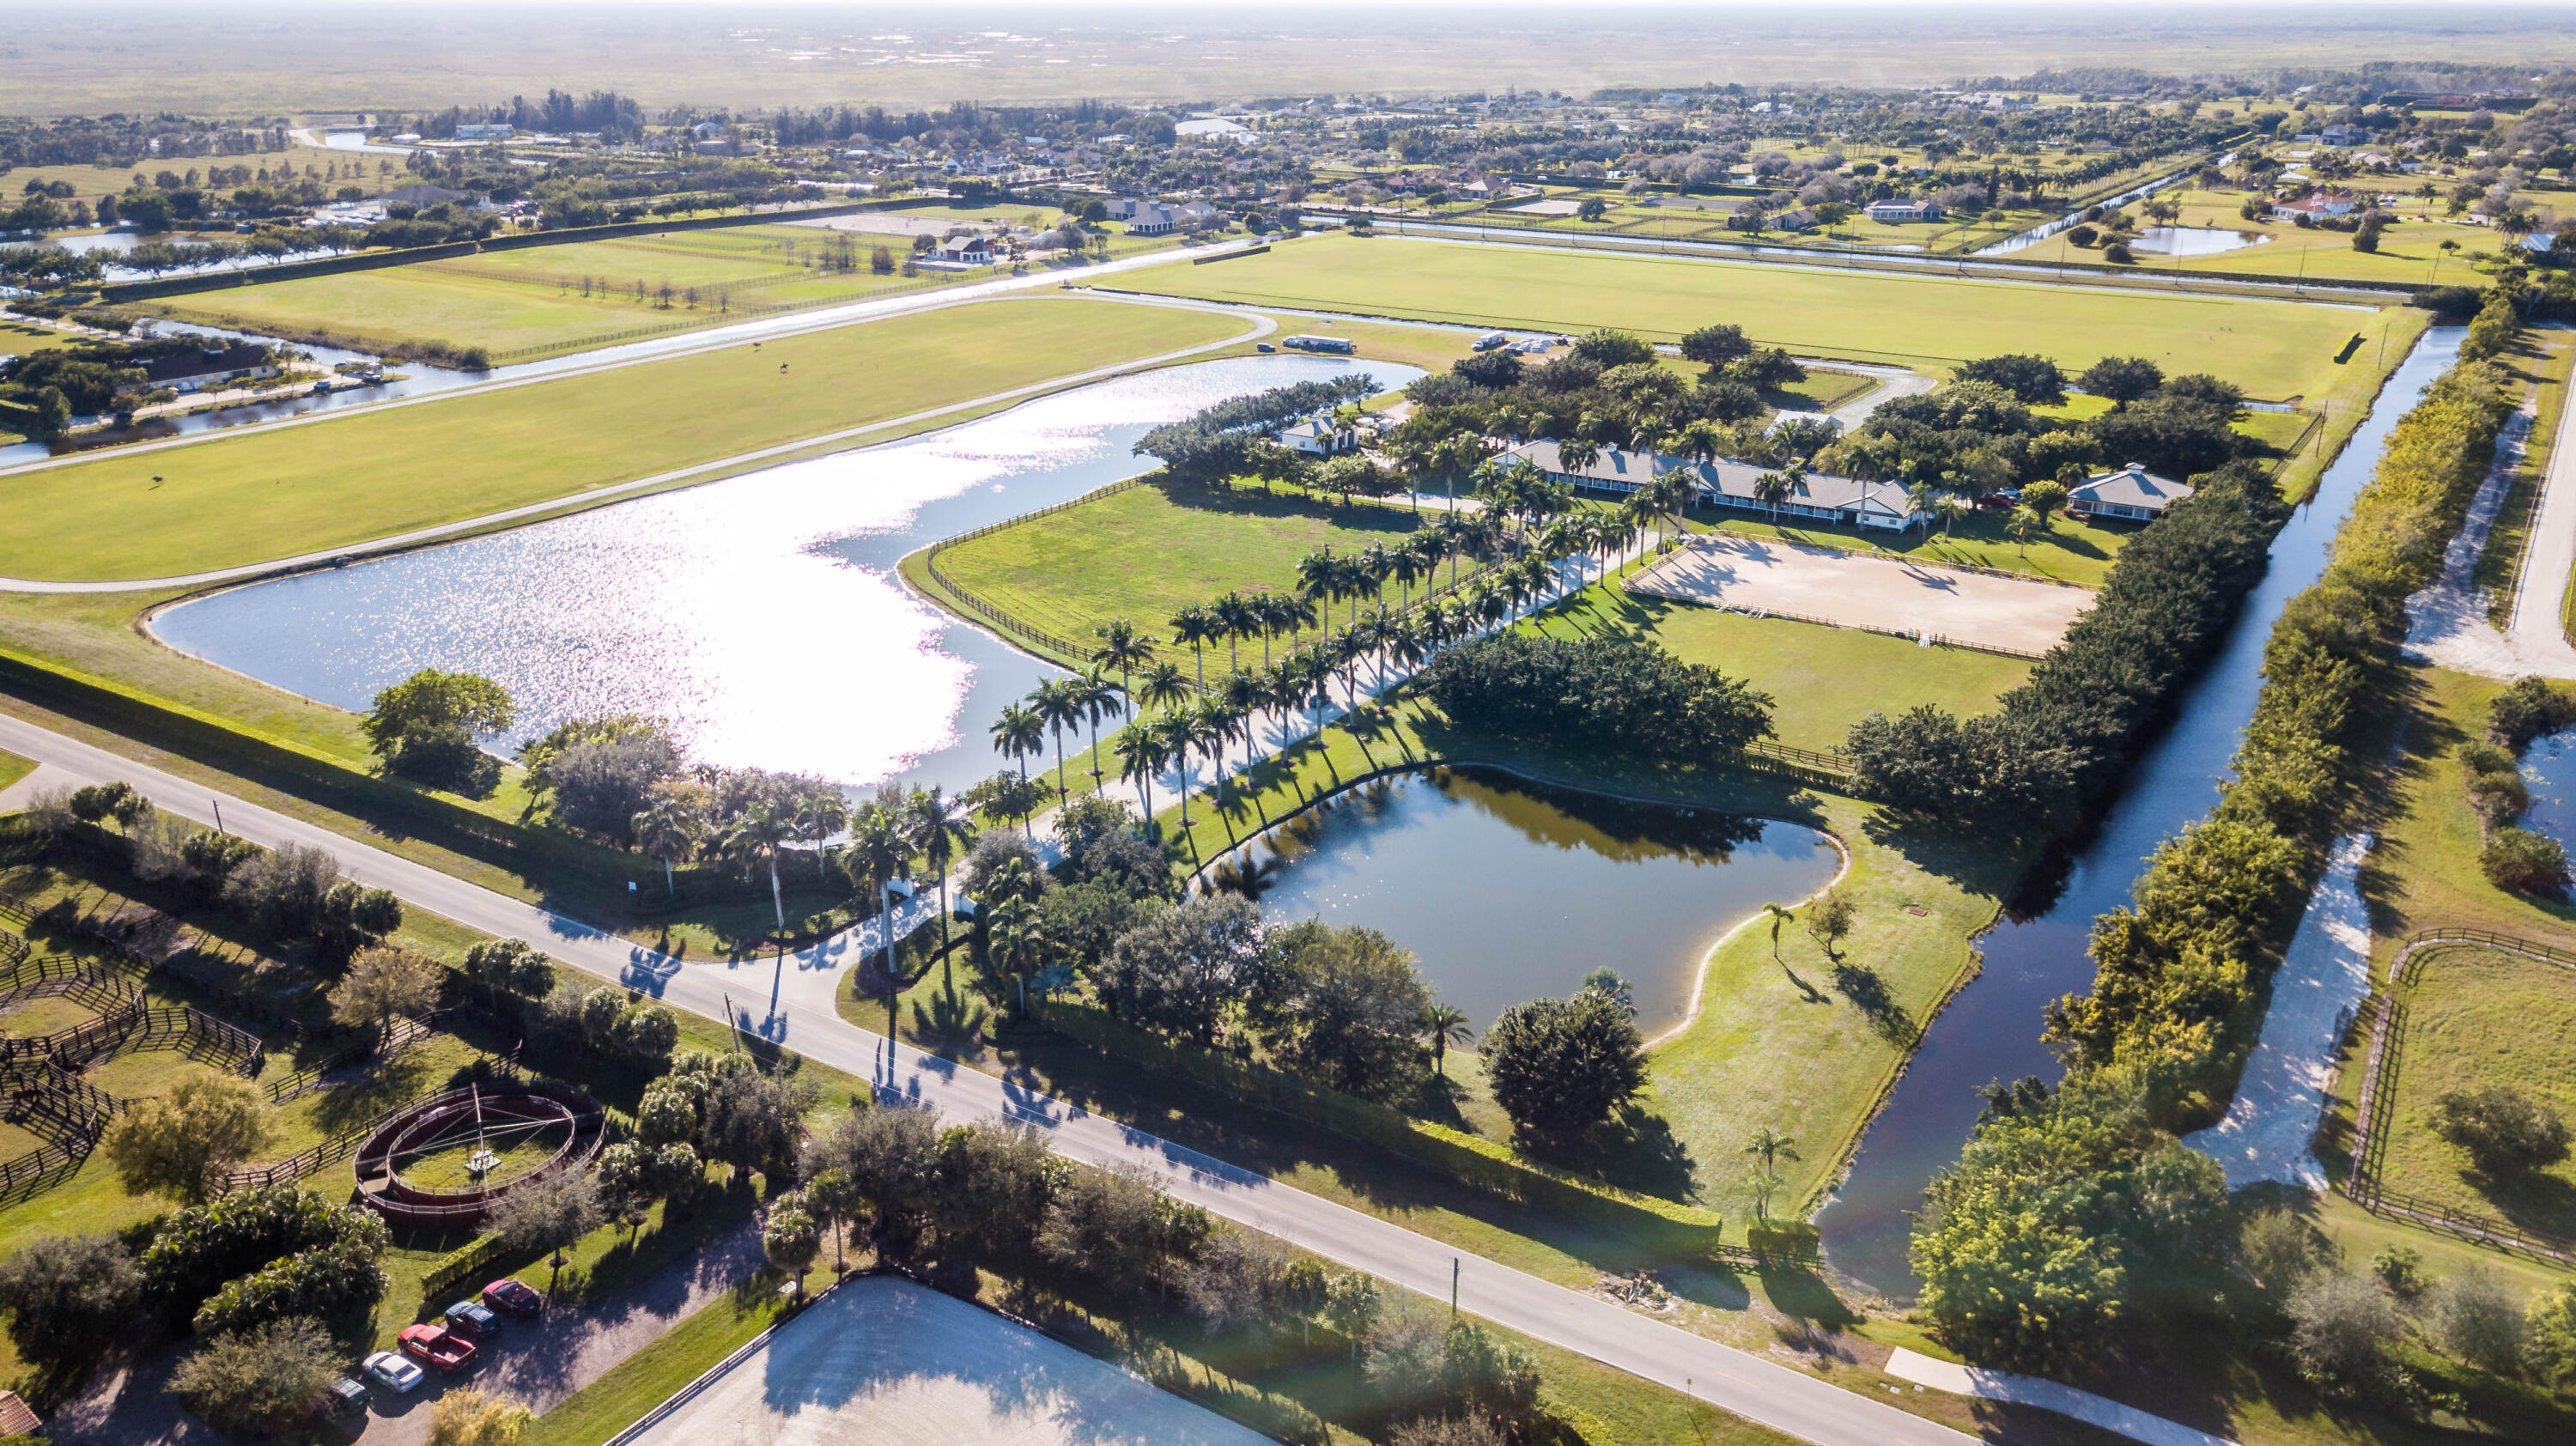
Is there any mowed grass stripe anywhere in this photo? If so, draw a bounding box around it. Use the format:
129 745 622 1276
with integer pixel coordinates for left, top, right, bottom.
3 297 1244 581
1124 232 2393 400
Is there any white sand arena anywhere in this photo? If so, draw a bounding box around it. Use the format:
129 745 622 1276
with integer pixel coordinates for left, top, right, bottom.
625 1274 1273 1446
1631 532 2093 656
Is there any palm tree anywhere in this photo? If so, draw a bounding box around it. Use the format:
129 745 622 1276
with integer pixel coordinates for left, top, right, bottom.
842 805 913 1031
1114 723 1167 819
1290 650 1336 740
1269 592 1317 664
723 801 798 935
1936 492 1973 540
1168 605 1217 688
905 785 975 964
1223 671 1268 762
1139 659 1194 716
984 895 1047 1016
988 703 1046 837
793 792 848 883
1156 710 1204 827
1752 468 1795 519
1031 678 1083 801
1556 433 1601 479
1744 1126 1801 1181
631 800 698 898
1296 548 1344 631
1090 618 1155 724
1763 902 1795 959
1383 543 1425 614
1419 1004 1473 1076
1212 592 1258 674
1072 668 1121 783
1194 696 1247 809
2006 503 2041 557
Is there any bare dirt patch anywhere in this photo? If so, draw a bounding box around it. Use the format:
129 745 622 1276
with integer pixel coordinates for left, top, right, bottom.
1629 532 2091 656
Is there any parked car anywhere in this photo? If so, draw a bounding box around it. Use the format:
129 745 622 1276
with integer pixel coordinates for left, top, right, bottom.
326 1376 370 1416
361 1351 423 1394
483 1279 545 1319
445 1297 501 1338
398 1322 477 1374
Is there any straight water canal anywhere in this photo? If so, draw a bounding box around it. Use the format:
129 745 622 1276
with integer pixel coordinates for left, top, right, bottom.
1815 325 2464 1297
149 355 1413 795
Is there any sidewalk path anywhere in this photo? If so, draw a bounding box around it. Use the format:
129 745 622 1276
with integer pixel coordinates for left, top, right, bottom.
1882 1349 2240 1446
0 706 1968 1446
2406 356 2576 679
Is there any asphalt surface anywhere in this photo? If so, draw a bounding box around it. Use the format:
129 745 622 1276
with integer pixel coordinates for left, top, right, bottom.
0 708 1974 1446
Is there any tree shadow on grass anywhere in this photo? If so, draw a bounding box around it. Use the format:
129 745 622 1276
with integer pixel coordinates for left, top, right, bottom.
1552 1103 1701 1203
1830 961 1917 1045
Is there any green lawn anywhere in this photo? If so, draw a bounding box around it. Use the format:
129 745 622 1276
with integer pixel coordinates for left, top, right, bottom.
1528 588 2033 750
1125 231 2405 399
0 295 1247 582
0 749 31 793
929 478 1449 668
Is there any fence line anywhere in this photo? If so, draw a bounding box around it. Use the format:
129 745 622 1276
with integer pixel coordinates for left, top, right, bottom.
2339 928 2576 1264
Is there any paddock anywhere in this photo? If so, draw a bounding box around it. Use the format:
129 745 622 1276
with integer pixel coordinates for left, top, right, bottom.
623 1274 1273 1446
1628 532 2092 657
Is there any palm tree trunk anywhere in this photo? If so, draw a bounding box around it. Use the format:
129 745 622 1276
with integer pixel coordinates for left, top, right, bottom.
768 859 785 933
1053 727 1068 799
662 857 673 897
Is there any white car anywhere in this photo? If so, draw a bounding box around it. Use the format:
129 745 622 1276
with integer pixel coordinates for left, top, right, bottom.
362 1350 424 1394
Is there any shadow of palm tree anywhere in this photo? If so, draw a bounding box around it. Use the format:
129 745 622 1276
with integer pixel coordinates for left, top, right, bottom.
1830 961 1917 1044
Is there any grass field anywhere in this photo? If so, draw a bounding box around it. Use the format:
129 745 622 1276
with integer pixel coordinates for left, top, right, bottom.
928 478 1447 666
8 147 408 206
2377 944 2576 1241
0 749 31 793
135 216 1175 362
1120 231 2405 400
1528 588 2033 749
0 295 1249 581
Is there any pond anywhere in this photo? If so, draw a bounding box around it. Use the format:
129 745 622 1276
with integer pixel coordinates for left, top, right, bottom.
1251 767 1841 1038
1814 324 2462 1297
2129 226 2271 257
2518 732 2576 846
146 355 1413 797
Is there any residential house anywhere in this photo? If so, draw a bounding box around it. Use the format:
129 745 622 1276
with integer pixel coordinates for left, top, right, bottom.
934 235 998 265
1502 440 1928 531
142 343 278 394
1176 201 1224 229
1278 418 1359 456
2270 189 2361 221
2069 462 2195 520
1124 204 1179 236
1862 197 1943 223
2320 123 2373 148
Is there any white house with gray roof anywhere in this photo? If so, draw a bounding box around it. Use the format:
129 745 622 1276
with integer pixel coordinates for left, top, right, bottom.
1500 440 1928 531
2069 462 2194 520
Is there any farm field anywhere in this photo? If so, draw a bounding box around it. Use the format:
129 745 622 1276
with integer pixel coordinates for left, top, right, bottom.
0 295 1250 581
130 216 1166 362
2002 186 2513 285
1124 231 2398 398
8 146 408 204
1528 587 2032 748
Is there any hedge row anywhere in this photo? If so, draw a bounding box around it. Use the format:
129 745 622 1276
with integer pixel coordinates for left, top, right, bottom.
2047 355 2517 1117
1042 999 1735 1256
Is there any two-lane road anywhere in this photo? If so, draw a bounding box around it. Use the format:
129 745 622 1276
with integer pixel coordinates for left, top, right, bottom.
0 709 1972 1446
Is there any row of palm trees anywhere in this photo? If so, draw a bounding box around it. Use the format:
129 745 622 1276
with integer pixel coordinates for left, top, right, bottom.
627 783 975 948
984 495 1662 839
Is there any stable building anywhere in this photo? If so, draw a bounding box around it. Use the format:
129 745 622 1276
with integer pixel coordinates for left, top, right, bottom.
1501 440 1928 531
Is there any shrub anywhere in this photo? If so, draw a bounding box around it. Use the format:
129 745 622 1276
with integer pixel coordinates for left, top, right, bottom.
2287 1271 2399 1396
2065 223 2099 247
192 1221 389 1336
2103 241 2135 264
2530 1283 2576 1387
2481 827 2570 896
2430 1085 2572 1175
427 1388 532 1446
0 1234 144 1372
2488 676 2576 750
1482 986 1646 1150
2425 1267 2527 1374
169 1315 339 1436
362 667 514 794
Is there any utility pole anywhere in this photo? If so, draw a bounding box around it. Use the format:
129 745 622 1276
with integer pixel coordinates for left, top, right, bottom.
1451 1257 1460 1317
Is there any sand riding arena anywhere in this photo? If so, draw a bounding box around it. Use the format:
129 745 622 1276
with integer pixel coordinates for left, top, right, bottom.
1629 532 2093 657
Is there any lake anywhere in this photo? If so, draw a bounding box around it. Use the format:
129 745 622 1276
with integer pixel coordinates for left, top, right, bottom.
148 354 1413 796
2129 226 2271 256
1253 766 1841 1038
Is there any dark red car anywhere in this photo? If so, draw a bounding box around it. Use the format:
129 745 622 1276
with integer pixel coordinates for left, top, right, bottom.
398 1322 477 1375
483 1278 546 1319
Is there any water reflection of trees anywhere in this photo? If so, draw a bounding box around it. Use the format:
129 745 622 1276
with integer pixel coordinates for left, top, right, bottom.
1433 764 1768 864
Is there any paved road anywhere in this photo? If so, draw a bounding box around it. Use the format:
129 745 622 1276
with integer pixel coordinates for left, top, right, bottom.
0 709 1971 1446
2404 349 2576 680
0 293 1273 594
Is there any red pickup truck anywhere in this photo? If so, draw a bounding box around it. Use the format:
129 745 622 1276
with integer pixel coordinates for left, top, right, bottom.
398 1321 478 1374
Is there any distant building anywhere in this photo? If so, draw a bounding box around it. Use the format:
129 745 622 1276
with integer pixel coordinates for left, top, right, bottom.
2069 463 2195 520
1863 197 1943 223
934 235 997 265
379 184 472 209
1123 204 1179 236
453 124 513 142
1283 335 1356 355
1176 118 1254 143
2320 123 2373 148
2271 189 2361 221
142 343 276 394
